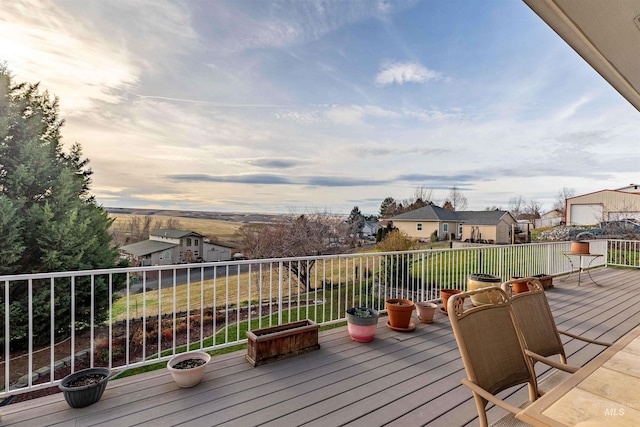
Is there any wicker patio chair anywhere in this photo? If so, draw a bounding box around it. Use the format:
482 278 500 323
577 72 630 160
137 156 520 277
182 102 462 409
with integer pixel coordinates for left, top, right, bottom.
447 287 539 427
501 277 611 371
448 286 577 426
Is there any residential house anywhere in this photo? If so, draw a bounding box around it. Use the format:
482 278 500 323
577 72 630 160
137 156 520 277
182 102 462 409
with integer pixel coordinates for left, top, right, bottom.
361 220 382 237
565 185 640 225
456 210 518 244
389 206 518 244
535 209 564 228
120 229 233 266
388 204 462 242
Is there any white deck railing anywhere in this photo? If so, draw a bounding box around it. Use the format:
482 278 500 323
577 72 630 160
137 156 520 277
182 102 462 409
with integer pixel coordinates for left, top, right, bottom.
1 239 638 398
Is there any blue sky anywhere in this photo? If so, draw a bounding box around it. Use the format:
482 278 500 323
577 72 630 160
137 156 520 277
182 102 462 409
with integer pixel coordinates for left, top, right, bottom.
2 0 638 215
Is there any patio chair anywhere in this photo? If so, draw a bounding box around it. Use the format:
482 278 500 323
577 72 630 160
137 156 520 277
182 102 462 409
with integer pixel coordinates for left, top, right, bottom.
447 287 574 427
501 277 612 371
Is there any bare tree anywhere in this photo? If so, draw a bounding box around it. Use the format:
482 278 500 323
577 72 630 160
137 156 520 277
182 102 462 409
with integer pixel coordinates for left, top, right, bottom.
412 186 436 205
445 186 468 211
238 212 346 292
553 187 575 216
509 196 525 219
162 217 185 230
111 215 185 245
523 200 542 220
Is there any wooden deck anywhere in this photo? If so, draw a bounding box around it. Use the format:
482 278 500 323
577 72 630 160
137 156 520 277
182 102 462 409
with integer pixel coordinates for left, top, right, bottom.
2 267 640 427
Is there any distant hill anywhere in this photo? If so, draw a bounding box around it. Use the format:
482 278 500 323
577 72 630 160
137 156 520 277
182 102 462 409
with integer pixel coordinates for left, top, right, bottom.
105 207 281 224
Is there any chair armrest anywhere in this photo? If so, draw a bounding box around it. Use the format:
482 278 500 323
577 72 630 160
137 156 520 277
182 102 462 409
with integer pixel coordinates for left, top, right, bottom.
557 329 612 347
461 378 523 415
525 349 579 373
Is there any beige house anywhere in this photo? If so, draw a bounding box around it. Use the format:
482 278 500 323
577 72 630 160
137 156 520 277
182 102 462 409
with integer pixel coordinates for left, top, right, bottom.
457 211 518 244
565 184 640 225
389 206 517 244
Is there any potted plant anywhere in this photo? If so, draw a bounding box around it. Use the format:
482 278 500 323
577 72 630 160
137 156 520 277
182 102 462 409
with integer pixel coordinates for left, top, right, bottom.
415 301 438 323
510 276 531 294
467 274 501 306
58 367 112 408
385 298 415 331
167 350 211 387
440 288 464 314
346 307 379 342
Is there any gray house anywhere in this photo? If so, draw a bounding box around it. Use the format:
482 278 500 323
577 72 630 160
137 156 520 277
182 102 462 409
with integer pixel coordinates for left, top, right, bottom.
120 229 233 266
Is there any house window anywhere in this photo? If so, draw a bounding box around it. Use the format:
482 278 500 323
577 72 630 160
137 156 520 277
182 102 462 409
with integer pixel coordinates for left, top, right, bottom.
194 239 199 246
164 251 171 260
443 224 449 233
417 223 423 231
186 238 192 246
458 224 463 236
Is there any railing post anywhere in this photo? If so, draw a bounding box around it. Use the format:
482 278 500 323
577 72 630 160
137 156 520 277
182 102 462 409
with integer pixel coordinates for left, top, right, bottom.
278 261 283 325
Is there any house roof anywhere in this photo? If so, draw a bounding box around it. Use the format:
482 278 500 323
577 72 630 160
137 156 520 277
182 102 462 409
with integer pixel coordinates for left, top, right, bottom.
149 229 204 239
389 205 461 222
389 206 513 226
120 240 177 257
523 0 640 111
456 210 512 226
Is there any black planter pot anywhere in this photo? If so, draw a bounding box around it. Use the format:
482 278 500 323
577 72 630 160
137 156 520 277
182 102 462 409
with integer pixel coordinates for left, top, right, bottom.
59 367 112 408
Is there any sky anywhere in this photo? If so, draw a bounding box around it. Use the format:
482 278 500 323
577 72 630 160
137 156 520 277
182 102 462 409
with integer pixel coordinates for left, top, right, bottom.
1 0 638 215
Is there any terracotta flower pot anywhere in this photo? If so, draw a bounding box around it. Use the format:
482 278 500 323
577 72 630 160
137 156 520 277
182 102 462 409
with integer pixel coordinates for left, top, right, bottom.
510 277 531 294
440 289 463 313
385 298 415 329
415 302 438 323
571 241 590 254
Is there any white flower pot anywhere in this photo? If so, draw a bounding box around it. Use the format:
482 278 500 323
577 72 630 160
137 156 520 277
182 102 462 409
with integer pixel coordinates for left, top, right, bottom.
167 351 211 388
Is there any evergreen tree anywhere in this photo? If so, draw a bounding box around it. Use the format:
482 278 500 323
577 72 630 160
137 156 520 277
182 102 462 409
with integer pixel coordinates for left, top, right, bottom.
379 197 397 217
0 64 121 346
347 206 365 237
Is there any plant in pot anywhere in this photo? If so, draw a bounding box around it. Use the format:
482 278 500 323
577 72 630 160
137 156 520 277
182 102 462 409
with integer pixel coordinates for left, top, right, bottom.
510 277 531 294
167 350 211 388
415 301 438 323
346 307 379 342
385 298 415 331
58 367 112 408
440 288 464 314
467 274 501 306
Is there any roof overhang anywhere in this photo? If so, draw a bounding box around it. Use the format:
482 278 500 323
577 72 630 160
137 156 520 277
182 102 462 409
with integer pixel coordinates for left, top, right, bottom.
524 0 640 111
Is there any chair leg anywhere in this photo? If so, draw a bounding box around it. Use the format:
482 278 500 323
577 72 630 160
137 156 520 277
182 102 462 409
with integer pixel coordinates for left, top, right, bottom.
473 394 489 427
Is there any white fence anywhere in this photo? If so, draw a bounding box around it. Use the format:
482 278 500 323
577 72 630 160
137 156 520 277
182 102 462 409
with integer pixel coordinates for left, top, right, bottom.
1 239 637 398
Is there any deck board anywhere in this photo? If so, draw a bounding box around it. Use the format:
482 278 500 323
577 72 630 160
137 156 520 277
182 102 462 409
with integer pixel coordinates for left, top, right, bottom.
1 267 639 426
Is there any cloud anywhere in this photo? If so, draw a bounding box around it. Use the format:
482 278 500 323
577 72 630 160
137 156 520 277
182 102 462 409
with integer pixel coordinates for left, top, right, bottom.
200 1 416 53
169 174 293 185
350 144 450 157
167 173 389 188
375 61 443 85
306 177 387 187
396 173 480 184
325 105 401 125
553 95 594 121
248 158 303 169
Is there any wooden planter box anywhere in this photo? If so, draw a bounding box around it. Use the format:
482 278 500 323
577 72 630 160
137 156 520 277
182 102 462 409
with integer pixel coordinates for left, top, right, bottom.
246 319 320 366
512 274 553 289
